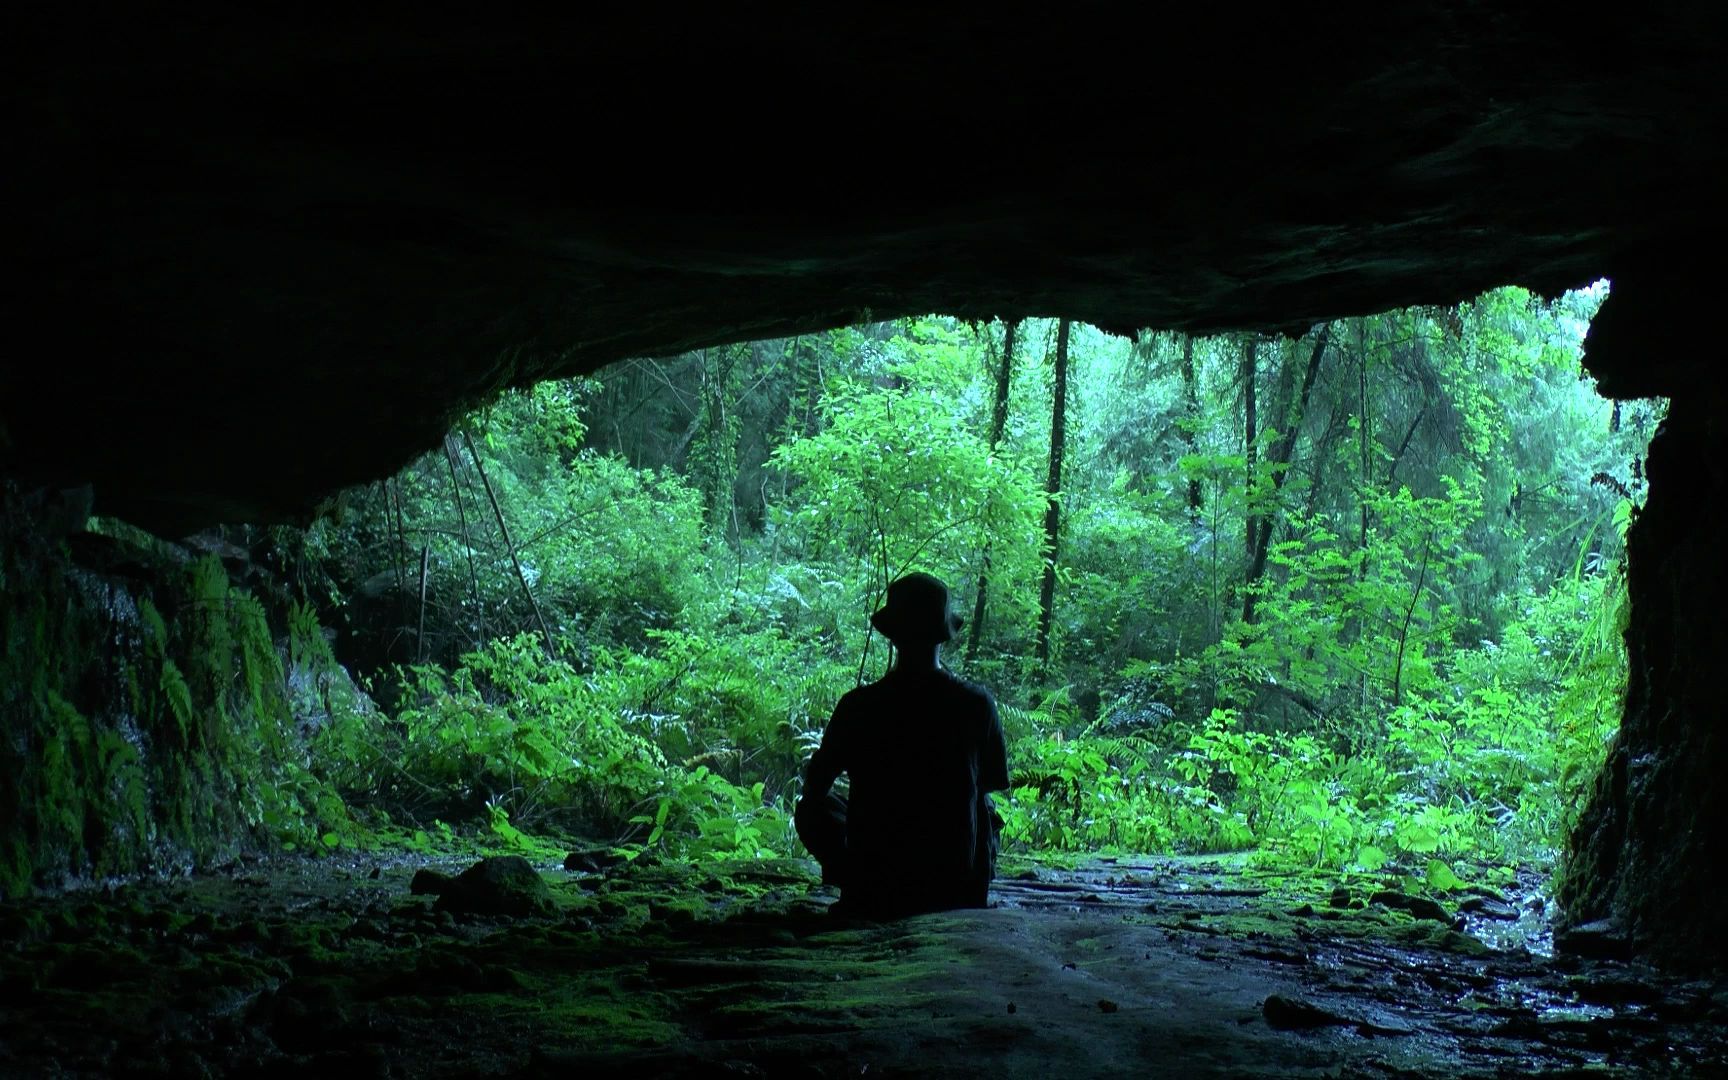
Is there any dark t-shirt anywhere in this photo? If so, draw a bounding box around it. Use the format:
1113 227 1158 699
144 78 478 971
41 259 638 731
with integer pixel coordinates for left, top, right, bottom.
805 667 1009 910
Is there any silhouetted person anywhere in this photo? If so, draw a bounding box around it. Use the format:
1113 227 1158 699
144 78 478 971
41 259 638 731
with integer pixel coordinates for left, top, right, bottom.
796 573 1010 917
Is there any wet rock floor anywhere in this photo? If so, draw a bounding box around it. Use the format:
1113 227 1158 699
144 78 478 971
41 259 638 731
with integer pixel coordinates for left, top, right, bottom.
0 852 1723 1077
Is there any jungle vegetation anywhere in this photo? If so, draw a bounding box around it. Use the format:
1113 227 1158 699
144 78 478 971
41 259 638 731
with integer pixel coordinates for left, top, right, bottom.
276 283 1653 889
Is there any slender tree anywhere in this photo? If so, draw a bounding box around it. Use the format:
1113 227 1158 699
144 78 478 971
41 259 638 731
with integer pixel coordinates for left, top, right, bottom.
1242 335 1258 567
966 319 1019 665
1180 334 1203 514
1242 323 1331 623
1035 318 1072 673
442 435 484 642
462 430 556 659
1355 318 1371 710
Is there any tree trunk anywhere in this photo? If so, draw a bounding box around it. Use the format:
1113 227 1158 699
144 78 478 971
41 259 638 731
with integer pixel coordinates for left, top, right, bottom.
1243 323 1331 623
443 436 484 643
415 544 431 663
1357 319 1370 558
1355 319 1371 710
463 431 557 660
966 319 1018 665
1390 531 1433 708
1242 336 1258 569
1035 318 1071 673
1181 334 1202 514
1384 405 1426 486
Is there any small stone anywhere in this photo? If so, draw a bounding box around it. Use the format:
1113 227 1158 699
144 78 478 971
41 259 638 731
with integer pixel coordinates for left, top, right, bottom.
1369 890 1450 923
350 917 389 941
1572 975 1662 1006
1458 896 1519 921
410 869 451 896
1555 918 1632 960
649 902 697 926
1097 998 1119 1013
419 952 488 992
563 849 626 874
1263 994 1350 1030
1328 886 1351 909
1007 1002 1017 1014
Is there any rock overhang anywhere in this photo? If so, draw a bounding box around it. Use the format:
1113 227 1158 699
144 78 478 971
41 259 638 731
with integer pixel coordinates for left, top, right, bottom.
5 8 1726 531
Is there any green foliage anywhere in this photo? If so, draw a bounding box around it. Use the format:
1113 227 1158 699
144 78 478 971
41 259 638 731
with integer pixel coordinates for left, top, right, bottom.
324 633 794 859
770 319 1045 649
269 287 1647 886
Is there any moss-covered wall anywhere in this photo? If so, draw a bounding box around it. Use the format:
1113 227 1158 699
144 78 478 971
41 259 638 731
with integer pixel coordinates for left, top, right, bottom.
0 483 340 897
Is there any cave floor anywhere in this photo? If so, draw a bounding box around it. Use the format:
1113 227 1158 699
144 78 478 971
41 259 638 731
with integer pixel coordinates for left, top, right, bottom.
1 851 1723 1078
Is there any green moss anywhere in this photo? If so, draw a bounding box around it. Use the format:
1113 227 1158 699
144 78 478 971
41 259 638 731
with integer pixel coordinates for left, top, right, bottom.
2 494 366 891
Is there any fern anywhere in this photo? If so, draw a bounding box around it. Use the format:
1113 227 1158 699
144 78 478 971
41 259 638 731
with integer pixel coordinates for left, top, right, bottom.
137 597 169 659
159 659 194 747
1085 733 1163 772
231 592 281 722
40 692 92 842
288 600 335 673
95 730 149 837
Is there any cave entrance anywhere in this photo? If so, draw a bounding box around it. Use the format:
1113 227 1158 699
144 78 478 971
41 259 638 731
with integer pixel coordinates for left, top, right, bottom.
293 282 1655 921
17 283 1728 1077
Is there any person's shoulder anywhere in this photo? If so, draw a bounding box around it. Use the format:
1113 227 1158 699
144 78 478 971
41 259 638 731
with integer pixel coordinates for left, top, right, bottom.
939 671 996 709
834 683 875 713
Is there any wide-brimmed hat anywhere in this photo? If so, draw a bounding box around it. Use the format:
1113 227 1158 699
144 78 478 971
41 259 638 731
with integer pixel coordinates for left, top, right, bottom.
870 573 964 644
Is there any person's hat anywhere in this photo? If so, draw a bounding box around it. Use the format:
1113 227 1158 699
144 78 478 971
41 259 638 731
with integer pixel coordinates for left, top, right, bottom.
870 573 964 644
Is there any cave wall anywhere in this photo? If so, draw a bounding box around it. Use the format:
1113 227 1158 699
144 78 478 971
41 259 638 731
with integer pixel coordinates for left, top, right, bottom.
1561 388 1728 963
0 484 357 896
1562 278 1728 966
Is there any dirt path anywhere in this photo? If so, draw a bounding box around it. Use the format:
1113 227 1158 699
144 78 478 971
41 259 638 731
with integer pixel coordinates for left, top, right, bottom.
0 854 1721 1077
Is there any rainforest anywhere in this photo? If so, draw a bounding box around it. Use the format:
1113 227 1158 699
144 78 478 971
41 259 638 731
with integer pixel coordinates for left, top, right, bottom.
247 289 1642 884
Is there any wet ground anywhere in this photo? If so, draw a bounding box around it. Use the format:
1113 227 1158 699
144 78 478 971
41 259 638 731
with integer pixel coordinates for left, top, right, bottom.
1 852 1723 1077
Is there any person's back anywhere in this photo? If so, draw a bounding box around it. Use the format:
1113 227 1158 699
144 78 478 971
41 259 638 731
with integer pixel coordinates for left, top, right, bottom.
825 668 1004 912
796 574 1010 918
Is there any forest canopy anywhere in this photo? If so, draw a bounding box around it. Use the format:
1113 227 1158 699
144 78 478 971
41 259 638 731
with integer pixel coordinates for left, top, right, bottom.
272 283 1651 890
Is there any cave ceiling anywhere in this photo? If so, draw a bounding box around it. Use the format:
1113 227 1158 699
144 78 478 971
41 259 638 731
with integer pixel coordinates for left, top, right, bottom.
7 9 1727 532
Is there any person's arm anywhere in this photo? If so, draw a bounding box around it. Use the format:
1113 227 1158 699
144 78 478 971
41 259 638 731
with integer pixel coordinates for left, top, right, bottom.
980 692 1010 792
802 696 851 801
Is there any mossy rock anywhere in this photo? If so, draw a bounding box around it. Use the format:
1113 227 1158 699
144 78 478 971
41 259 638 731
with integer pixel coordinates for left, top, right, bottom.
432 856 555 918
